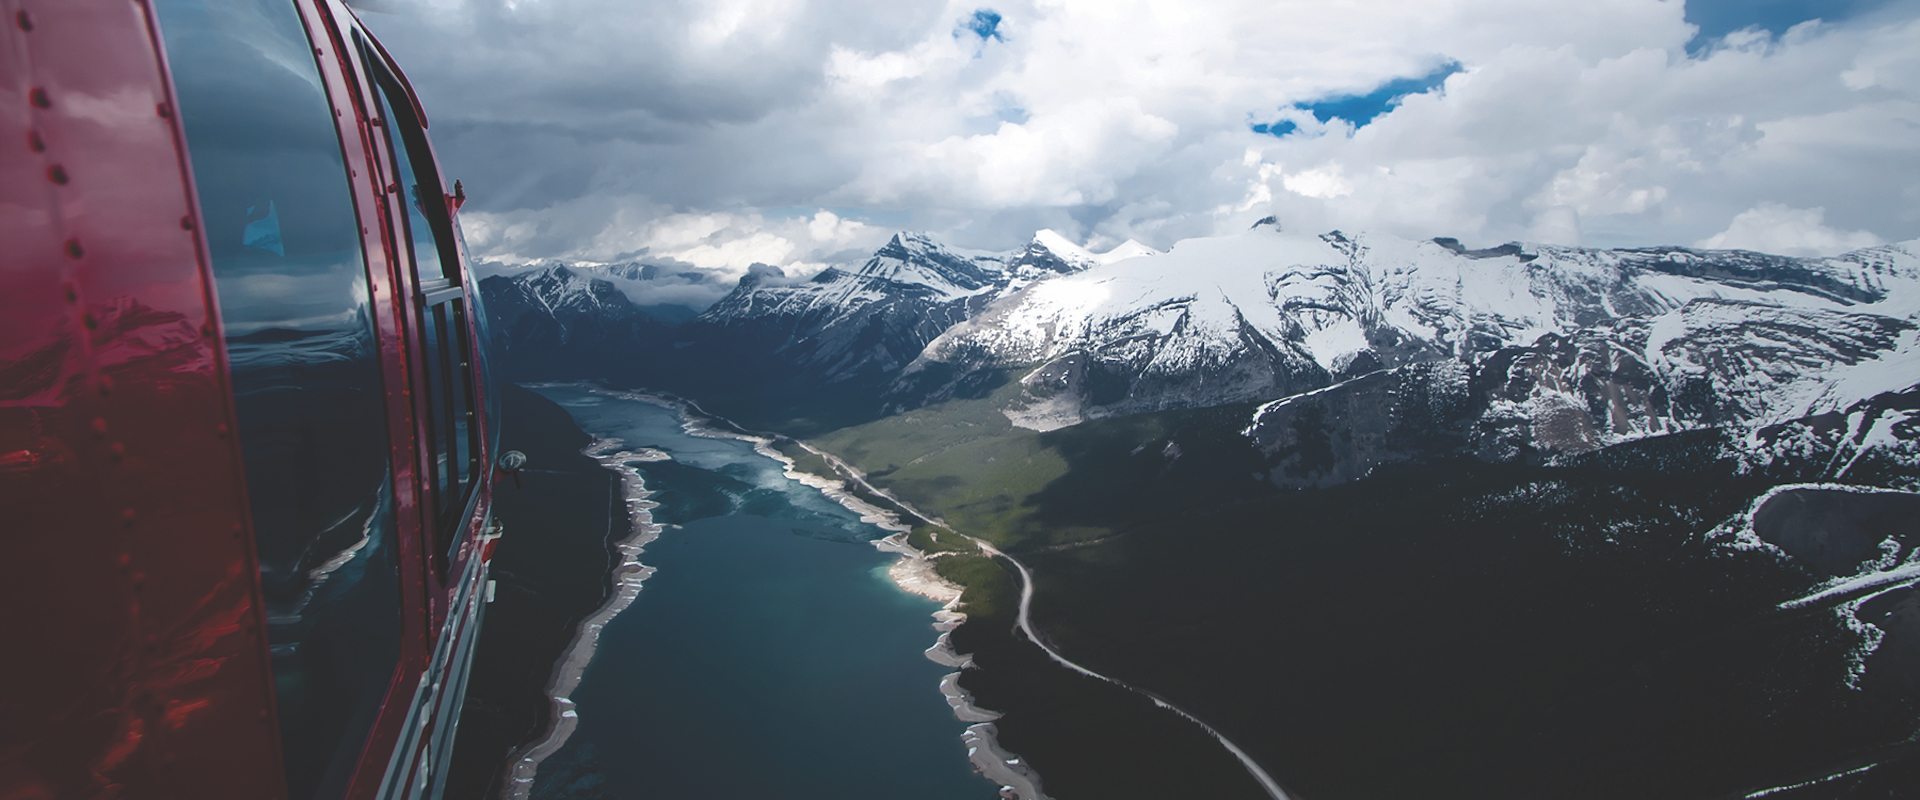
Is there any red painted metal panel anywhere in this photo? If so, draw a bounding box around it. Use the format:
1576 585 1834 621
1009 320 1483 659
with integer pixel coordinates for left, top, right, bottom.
323 7 500 793
365 54 448 610
1 3 501 796
332 6 498 792
301 2 499 794
329 0 494 622
288 2 434 797
0 1 287 798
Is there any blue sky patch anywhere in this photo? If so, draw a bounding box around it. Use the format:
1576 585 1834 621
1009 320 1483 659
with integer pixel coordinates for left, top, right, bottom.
1685 0 1892 51
962 9 1004 42
1251 120 1299 137
1253 60 1461 138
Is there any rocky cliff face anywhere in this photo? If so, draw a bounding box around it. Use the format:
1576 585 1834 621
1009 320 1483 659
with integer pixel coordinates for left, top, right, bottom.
478 229 1161 426
907 227 1918 437
479 225 1919 478
477 264 676 379
685 231 1160 388
684 232 1012 386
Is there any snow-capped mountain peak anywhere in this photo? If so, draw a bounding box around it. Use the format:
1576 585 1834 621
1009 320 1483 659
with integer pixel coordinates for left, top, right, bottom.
1007 230 1097 279
1032 229 1091 264
1099 239 1160 265
906 226 1920 430
676 228 1171 386
849 231 1004 299
1007 229 1163 281
516 264 639 315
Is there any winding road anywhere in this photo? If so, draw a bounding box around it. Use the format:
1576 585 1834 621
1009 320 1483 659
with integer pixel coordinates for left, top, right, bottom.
784 439 1295 800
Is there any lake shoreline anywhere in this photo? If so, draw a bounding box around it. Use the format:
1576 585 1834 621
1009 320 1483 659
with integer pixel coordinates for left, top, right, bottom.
503 434 664 799
572 383 1051 800
724 400 1288 800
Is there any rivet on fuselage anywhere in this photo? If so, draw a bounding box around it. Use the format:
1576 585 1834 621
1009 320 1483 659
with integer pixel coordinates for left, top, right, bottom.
180 215 195 231
64 238 82 258
48 164 68 185
28 87 49 108
155 102 172 119
15 10 33 31
27 130 44 152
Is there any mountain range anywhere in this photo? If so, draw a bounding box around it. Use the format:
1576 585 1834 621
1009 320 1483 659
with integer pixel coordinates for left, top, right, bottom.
478 220 1920 799
480 221 1919 475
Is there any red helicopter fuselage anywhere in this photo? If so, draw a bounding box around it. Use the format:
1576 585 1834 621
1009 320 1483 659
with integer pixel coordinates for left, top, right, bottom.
1 2 500 798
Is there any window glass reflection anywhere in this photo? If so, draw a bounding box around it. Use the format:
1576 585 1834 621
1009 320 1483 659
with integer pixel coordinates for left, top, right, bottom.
371 68 477 566
156 2 402 797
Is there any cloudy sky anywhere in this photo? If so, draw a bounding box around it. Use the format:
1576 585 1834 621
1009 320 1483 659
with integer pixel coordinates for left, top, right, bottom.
363 0 1920 281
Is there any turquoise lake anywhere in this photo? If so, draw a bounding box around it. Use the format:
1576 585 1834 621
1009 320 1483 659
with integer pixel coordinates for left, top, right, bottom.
528 384 986 800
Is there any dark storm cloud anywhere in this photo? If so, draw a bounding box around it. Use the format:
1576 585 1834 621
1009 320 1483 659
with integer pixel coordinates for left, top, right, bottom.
358 0 1920 270
365 0 944 214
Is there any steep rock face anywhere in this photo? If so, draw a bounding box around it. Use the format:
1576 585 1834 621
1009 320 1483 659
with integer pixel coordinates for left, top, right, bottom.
1739 386 1920 490
1470 328 1681 457
686 233 1011 385
909 228 1920 430
1238 362 1474 488
478 265 674 379
1242 328 1690 487
479 223 1917 464
1645 299 1916 426
1243 322 1920 490
685 231 1160 389
475 229 1159 427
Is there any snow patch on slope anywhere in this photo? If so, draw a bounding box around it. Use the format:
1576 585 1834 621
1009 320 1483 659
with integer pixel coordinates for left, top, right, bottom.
916 226 1920 428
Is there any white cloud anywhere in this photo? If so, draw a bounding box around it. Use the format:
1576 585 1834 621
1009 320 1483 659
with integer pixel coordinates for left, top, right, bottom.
364 0 1920 267
805 210 883 251
854 97 1181 208
460 201 888 279
1282 165 1355 200
1698 203 1884 256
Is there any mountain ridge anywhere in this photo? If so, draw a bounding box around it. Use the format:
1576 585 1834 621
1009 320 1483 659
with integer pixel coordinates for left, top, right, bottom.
903 228 1920 432
477 226 1920 452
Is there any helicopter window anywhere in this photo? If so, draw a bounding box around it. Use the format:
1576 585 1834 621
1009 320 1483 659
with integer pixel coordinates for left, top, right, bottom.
155 1 403 798
367 53 479 573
